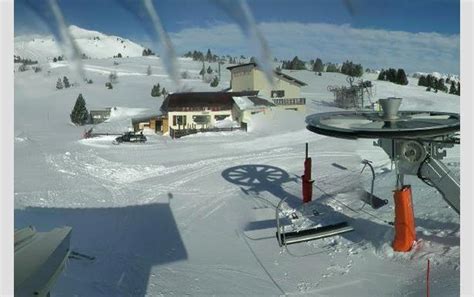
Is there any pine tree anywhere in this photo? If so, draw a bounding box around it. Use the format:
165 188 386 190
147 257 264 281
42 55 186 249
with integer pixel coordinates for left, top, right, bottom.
418 75 426 86
206 49 212 61
377 69 385 81
199 64 205 76
312 58 324 72
396 69 408 85
53 57 57 62
70 93 89 125
109 71 118 84
210 76 219 87
449 81 457 94
456 82 460 95
63 76 70 88
435 78 447 92
207 66 213 74
56 78 63 90
161 88 167 97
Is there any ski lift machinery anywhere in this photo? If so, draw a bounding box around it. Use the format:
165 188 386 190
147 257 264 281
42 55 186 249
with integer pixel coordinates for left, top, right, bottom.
277 97 460 249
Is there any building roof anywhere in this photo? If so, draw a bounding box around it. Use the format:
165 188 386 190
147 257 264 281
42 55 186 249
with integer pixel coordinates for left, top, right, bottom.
226 63 307 86
131 114 163 125
274 71 307 86
247 96 275 107
226 62 257 71
161 91 259 112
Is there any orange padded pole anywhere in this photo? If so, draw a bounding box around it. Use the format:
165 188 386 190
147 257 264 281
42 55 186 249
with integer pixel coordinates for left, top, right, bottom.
392 185 416 252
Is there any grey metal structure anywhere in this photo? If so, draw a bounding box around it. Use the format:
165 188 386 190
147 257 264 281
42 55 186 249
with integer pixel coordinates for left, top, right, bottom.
275 198 354 247
306 97 460 214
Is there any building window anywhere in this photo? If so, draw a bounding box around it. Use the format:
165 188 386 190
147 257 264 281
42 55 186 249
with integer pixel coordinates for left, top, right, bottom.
192 115 210 124
271 90 285 98
215 115 229 121
173 115 187 126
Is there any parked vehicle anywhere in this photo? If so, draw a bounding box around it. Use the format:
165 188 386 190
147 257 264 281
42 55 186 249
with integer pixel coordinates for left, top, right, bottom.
113 131 147 144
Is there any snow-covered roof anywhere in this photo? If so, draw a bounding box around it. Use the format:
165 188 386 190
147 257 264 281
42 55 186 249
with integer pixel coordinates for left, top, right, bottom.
232 96 275 110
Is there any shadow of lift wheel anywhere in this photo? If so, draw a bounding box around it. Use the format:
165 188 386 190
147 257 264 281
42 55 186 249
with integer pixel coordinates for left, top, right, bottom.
222 165 289 187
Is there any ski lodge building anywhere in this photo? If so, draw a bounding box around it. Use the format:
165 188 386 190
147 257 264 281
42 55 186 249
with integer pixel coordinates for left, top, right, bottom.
157 91 275 138
227 63 307 112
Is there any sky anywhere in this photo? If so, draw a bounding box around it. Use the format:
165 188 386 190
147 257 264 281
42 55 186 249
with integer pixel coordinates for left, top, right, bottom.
14 0 460 74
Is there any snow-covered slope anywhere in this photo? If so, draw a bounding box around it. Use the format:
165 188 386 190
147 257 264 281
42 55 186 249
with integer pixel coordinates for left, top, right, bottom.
14 57 460 296
14 25 145 61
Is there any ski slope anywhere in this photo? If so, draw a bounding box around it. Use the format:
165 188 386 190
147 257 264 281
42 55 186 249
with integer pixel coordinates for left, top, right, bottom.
14 25 145 61
14 54 460 296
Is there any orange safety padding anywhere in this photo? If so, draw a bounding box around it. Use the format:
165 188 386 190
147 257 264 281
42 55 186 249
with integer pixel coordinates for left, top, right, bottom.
392 185 416 252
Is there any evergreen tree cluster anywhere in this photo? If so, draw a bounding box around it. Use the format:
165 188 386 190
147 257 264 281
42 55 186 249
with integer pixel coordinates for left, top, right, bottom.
52 55 64 63
183 49 219 62
18 64 28 72
340 60 364 77
142 48 155 56
377 68 409 85
70 93 89 125
63 76 71 88
14 55 38 65
228 56 238 64
113 53 123 58
151 83 161 97
281 56 306 70
325 63 338 72
56 76 71 90
417 74 453 93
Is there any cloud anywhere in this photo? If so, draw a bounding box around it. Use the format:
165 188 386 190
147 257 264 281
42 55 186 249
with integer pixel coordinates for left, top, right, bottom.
169 22 460 74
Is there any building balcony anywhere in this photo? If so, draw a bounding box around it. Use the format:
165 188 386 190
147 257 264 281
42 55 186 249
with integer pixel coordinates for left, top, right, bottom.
271 97 306 106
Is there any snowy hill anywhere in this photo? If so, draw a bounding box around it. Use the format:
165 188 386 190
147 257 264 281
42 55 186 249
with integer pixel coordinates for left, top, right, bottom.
14 25 145 61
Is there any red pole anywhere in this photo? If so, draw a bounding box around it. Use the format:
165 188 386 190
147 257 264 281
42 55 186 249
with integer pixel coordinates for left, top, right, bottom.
426 258 430 297
302 143 314 203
